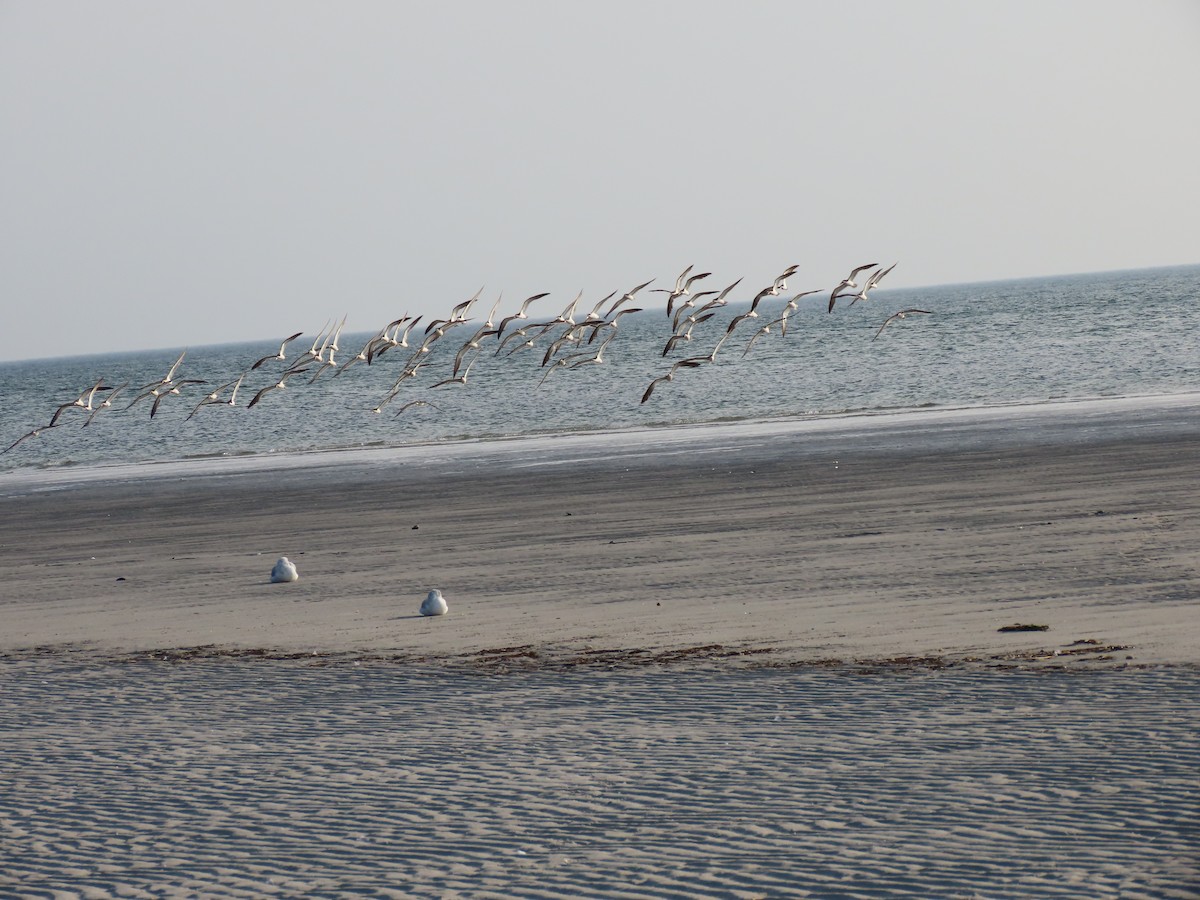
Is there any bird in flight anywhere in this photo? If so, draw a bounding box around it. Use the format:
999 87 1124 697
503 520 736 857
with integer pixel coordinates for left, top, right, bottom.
150 379 207 419
653 265 712 316
2 422 60 455
430 352 480 389
250 332 304 370
606 279 654 317
497 292 550 337
186 373 246 420
139 349 188 391
873 308 932 341
247 367 306 408
48 379 112 426
829 262 879 312
641 358 705 404
393 399 439 419
846 262 899 307
82 382 130 427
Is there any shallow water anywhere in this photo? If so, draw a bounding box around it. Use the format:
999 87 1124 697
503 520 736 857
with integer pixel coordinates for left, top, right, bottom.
2 264 1198 476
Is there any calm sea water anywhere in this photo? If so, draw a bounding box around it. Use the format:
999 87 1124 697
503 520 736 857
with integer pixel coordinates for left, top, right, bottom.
2 265 1198 475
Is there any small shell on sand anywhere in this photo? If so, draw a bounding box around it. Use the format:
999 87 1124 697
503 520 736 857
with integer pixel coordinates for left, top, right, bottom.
420 589 448 616
270 557 299 583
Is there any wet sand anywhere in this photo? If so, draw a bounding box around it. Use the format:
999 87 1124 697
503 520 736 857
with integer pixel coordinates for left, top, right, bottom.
2 427 1199 667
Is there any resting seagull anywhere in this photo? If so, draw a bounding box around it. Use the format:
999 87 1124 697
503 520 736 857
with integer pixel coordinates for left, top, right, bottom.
270 557 299 583
420 589 449 616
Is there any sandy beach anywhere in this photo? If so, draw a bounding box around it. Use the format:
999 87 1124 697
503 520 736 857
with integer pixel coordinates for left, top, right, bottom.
3 408 1200 667
2 411 1199 896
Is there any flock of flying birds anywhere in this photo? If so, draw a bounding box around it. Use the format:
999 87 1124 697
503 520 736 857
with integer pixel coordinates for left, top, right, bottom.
4 261 930 455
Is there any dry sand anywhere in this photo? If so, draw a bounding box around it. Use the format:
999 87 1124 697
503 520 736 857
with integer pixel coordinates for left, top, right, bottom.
3 661 1196 898
2 416 1198 896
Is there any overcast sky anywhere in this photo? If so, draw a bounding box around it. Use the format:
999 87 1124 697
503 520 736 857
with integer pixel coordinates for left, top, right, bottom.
2 1 1197 363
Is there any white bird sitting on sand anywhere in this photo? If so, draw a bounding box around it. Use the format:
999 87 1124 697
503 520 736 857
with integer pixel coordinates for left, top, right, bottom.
420 589 449 616
270 557 299 583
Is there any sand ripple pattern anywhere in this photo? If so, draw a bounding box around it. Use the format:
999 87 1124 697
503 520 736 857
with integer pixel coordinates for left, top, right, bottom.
1 662 1197 898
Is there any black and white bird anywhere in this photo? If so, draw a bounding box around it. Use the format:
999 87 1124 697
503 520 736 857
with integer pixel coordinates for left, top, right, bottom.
497 292 550 337
250 332 304 370
48 379 112 426
829 262 879 312
2 422 60 455
641 358 705 404
846 262 899 307
653 265 712 316
873 308 932 341
186 373 246 420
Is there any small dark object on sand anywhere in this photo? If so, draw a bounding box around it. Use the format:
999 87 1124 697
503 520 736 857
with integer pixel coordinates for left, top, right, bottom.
998 623 1050 633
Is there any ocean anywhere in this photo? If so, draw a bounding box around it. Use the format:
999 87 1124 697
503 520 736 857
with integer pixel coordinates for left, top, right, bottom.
2 264 1198 478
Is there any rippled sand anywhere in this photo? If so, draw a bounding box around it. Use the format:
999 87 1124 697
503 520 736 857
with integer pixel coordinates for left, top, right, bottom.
1 660 1196 898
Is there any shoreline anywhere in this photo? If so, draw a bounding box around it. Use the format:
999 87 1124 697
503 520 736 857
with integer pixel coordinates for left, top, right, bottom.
5 388 1200 493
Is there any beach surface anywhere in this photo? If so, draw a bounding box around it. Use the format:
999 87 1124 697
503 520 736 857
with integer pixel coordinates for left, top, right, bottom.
2 403 1198 896
3 400 1200 668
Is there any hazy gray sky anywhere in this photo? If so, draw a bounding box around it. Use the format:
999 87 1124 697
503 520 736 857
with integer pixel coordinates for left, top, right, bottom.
2 1 1198 362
